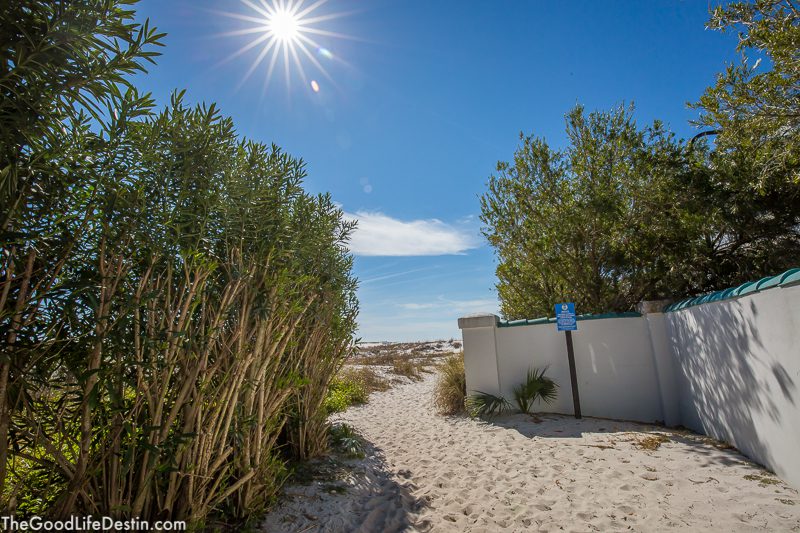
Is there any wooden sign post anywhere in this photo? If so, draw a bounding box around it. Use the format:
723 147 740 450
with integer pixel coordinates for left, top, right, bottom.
555 303 581 419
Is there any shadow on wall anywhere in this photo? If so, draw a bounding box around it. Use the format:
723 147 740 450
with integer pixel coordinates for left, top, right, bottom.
670 296 797 475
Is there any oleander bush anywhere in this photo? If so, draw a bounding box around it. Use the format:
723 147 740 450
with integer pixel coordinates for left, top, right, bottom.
0 0 357 526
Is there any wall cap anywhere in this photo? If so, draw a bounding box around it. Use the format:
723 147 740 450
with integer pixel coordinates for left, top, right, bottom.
458 314 499 329
664 266 800 312
637 299 673 314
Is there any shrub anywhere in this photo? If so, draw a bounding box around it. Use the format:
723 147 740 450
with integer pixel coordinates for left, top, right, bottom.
323 367 387 414
512 367 558 414
324 378 368 414
434 354 466 415
466 392 511 418
349 367 390 394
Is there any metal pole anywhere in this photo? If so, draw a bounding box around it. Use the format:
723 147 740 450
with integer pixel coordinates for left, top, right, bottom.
565 330 581 419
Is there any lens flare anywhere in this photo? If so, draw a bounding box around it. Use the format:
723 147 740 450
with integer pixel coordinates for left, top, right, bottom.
218 0 354 95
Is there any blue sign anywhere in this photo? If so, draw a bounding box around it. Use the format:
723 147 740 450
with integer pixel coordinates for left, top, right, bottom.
555 302 577 331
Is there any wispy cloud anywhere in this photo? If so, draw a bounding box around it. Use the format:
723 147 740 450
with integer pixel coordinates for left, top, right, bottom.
360 266 438 284
344 211 478 256
397 297 499 314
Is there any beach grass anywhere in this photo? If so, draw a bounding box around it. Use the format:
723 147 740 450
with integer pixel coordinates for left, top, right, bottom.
433 354 467 415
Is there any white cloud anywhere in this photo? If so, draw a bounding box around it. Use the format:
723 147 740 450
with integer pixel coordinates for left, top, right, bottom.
344 211 478 256
398 302 439 310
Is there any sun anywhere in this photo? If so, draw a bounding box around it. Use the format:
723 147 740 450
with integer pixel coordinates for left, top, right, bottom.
218 0 353 94
268 8 300 42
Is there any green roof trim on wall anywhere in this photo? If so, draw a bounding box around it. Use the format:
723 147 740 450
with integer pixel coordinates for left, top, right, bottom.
732 281 758 296
497 311 642 328
664 267 800 313
779 268 800 286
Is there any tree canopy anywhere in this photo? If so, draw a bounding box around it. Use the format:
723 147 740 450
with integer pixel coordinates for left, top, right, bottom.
482 1 800 320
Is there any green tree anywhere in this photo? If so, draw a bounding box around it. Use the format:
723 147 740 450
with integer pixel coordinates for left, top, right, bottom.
483 2 800 321
687 0 800 286
480 104 694 319
694 0 800 188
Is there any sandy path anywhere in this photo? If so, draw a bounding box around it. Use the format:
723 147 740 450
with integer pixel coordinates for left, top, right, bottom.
262 372 800 532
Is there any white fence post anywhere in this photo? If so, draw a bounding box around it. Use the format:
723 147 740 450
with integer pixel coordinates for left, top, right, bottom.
458 314 502 397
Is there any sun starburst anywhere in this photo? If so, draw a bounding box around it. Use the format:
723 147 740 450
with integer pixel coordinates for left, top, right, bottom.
218 0 352 95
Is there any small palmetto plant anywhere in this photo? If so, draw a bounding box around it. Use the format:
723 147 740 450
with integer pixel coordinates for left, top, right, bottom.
466 391 511 417
329 423 365 458
513 367 558 414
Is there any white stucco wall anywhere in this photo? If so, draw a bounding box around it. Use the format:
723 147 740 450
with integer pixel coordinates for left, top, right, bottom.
459 282 800 488
493 323 573 414
666 283 800 489
645 313 681 426
459 319 501 397
466 316 667 423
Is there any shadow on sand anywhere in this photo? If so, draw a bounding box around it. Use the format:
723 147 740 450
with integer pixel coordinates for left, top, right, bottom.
262 439 429 533
484 412 760 470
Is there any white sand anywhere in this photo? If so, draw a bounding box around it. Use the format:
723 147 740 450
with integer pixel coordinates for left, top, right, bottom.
262 372 800 532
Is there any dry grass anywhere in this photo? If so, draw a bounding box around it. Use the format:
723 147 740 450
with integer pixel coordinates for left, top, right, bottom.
341 367 390 394
433 354 466 415
354 350 445 366
352 341 459 366
355 350 406 366
635 434 671 451
391 359 427 381
744 474 782 486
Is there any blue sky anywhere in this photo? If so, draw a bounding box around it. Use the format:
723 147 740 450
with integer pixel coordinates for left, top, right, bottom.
133 0 739 341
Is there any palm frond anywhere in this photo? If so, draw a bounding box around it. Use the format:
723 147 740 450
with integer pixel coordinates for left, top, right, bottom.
466 391 511 418
513 367 558 414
